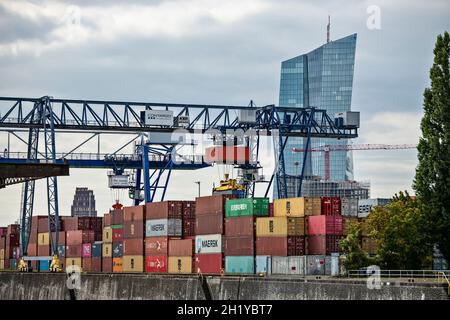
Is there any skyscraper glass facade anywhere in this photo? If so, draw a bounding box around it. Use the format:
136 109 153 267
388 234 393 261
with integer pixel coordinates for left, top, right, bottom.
275 34 357 198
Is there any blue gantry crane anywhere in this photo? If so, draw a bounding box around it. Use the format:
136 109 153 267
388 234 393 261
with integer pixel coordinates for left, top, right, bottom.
0 96 359 268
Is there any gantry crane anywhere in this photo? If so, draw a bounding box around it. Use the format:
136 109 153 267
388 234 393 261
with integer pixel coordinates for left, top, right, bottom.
0 96 359 268
292 143 417 181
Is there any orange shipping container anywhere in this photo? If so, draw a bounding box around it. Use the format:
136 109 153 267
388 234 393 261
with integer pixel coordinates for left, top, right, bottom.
124 205 146 222
145 237 168 255
112 258 123 272
168 239 193 256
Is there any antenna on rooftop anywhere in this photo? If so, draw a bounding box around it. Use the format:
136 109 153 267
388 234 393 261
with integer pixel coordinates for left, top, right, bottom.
327 15 331 43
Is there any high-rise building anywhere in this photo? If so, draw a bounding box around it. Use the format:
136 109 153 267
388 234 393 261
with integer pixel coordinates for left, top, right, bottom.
71 187 97 217
275 33 357 198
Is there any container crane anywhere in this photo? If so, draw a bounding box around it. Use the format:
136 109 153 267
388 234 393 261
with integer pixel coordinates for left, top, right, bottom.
292 143 417 181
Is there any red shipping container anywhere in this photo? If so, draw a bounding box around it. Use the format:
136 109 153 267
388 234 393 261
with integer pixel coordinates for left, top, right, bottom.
269 203 274 217
225 217 255 237
145 255 168 273
124 205 146 221
7 224 20 235
102 257 112 272
196 214 223 235
183 218 196 237
145 237 168 255
66 230 96 245
123 238 144 255
146 201 183 220
37 245 50 256
321 197 342 215
82 243 92 258
168 239 193 256
308 215 343 235
112 228 124 241
225 236 254 256
287 236 306 256
27 243 37 256
91 257 102 272
82 258 92 272
194 253 223 274
182 201 196 219
195 195 235 216
103 213 112 227
123 221 144 239
6 234 19 248
37 217 62 232
307 235 343 255
29 229 38 244
51 231 66 246
0 227 7 237
111 209 124 225
204 146 250 164
256 237 287 256
66 245 82 257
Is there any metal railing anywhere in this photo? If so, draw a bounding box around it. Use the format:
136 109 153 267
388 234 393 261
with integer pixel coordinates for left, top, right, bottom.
348 269 450 280
437 272 450 295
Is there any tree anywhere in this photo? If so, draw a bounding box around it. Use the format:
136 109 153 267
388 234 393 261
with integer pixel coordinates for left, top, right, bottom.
340 220 374 272
414 31 450 262
367 191 432 269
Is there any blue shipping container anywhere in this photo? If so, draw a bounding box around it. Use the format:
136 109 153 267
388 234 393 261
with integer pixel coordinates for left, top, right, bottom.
39 260 51 272
10 259 17 270
57 245 65 257
225 256 254 274
92 242 102 258
256 255 271 275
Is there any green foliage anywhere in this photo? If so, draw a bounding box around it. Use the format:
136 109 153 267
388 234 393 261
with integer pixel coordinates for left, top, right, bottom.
414 31 450 262
340 221 374 271
367 191 432 269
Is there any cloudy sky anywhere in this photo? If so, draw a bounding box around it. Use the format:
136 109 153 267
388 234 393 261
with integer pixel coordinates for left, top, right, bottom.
0 0 449 225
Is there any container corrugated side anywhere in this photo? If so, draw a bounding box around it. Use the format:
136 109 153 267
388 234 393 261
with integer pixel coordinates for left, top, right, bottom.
255 255 271 275
123 255 144 272
225 256 254 274
273 198 305 217
168 256 192 273
256 217 287 237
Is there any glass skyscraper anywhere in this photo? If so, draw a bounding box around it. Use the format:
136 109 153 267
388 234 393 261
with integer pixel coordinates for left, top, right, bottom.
275 33 357 198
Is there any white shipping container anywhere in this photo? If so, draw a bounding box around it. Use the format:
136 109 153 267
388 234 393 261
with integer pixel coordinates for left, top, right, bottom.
305 255 332 276
271 256 305 275
195 234 223 254
146 219 168 237
256 256 272 275
334 111 360 127
144 110 174 126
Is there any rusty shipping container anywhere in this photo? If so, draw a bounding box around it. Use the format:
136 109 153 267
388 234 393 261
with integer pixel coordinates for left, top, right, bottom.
103 213 112 227
51 231 66 246
196 213 223 235
37 245 50 256
123 220 145 239
37 217 62 232
7 224 20 235
182 201 196 219
82 258 92 272
307 235 342 255
168 239 193 256
111 209 124 225
287 236 306 256
183 218 196 237
0 227 7 237
123 238 144 255
66 230 97 245
31 216 47 232
102 257 112 272
112 226 124 242
195 195 235 216
194 253 223 274
27 243 37 256
256 237 287 256
146 201 183 219
225 216 255 237
91 257 102 272
145 237 168 256
124 205 146 221
321 197 342 216
287 217 307 236
225 236 254 256
66 245 82 257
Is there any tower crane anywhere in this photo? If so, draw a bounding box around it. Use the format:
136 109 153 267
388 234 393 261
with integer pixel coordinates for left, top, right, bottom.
292 143 417 181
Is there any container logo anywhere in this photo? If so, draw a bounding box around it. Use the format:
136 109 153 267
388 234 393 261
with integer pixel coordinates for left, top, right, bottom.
231 203 247 211
202 240 219 248
151 224 166 231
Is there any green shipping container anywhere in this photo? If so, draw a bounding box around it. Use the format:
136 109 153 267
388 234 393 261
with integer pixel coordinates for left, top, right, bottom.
225 256 255 274
111 225 123 229
225 198 269 217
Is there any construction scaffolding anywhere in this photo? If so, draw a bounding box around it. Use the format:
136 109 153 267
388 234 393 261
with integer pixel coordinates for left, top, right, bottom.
283 175 370 199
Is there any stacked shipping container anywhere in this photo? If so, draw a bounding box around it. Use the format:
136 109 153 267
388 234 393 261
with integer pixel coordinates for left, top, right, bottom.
102 212 113 272
224 198 269 274
123 205 145 272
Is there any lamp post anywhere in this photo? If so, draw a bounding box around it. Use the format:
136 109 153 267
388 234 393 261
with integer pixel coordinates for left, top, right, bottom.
195 181 201 197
